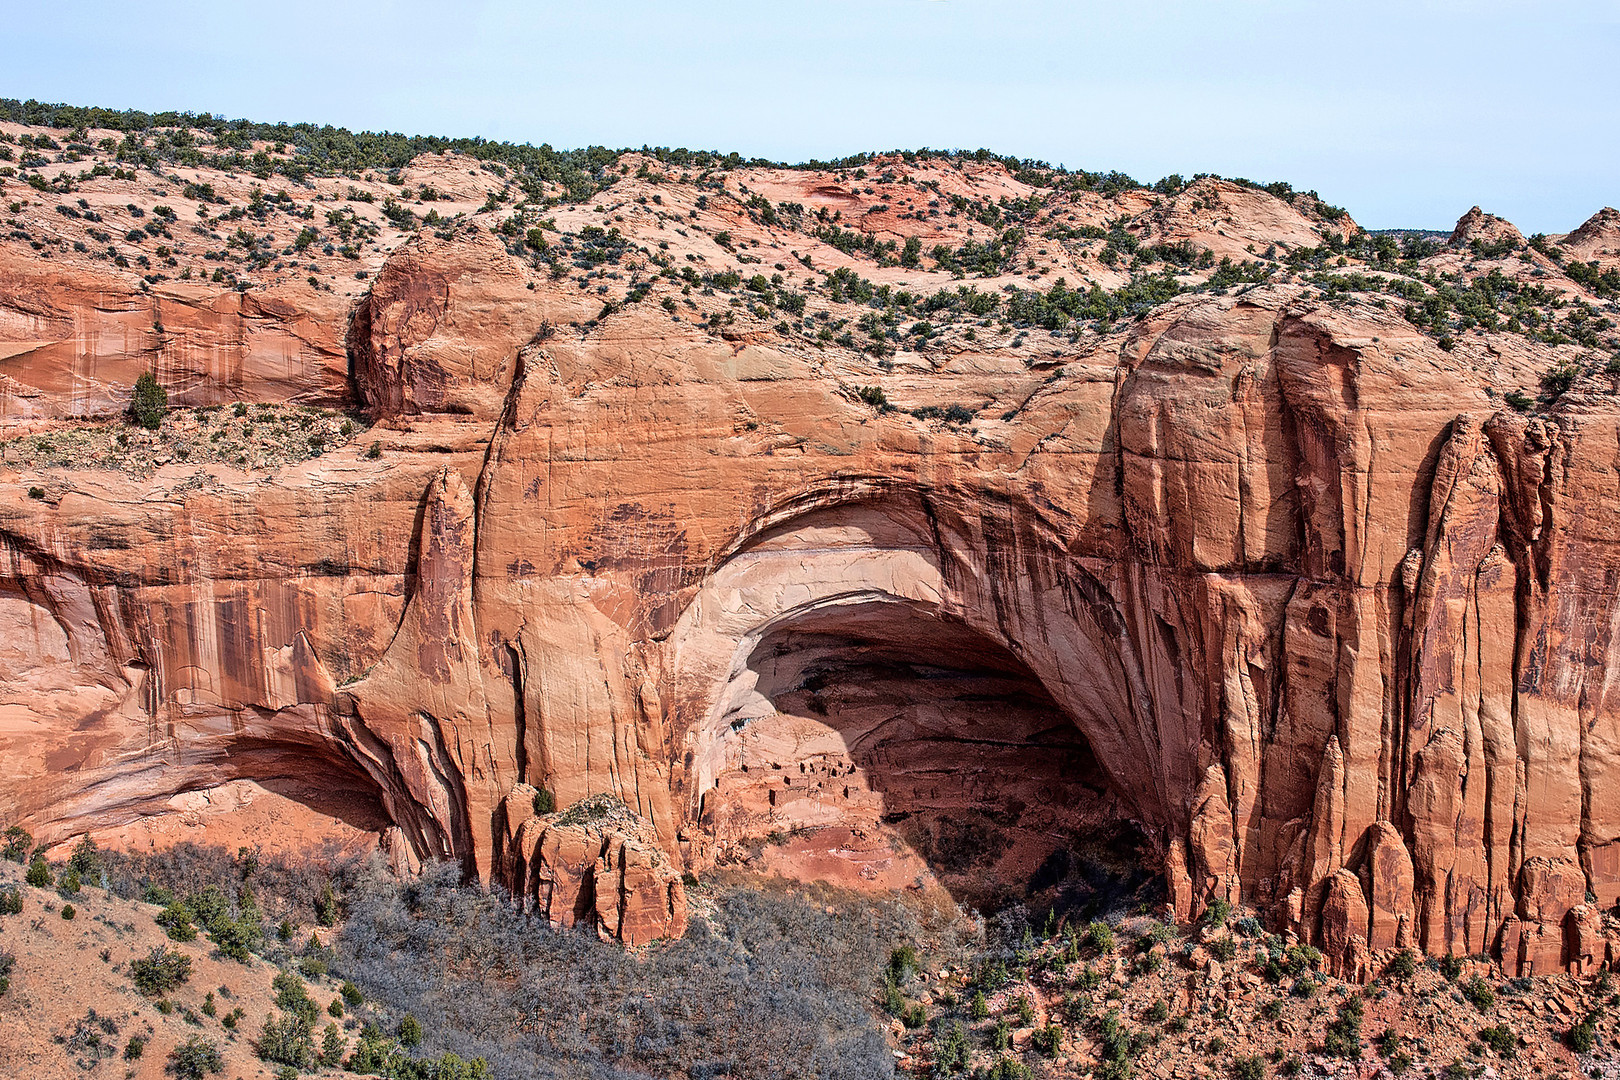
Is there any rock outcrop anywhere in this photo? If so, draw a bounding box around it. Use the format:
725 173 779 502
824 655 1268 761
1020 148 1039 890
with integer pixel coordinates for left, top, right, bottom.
498 789 686 947
4 124 1620 959
1449 205 1525 249
1558 206 1620 267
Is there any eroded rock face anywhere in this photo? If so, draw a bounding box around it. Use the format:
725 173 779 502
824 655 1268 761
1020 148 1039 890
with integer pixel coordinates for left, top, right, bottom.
5 148 1620 959
0 253 351 427
498 789 686 946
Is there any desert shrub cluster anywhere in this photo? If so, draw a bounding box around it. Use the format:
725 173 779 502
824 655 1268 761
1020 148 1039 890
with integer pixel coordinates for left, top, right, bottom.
326 863 909 1080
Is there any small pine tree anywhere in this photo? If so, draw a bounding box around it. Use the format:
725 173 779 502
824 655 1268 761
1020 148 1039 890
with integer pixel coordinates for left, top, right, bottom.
257 1014 315 1068
25 857 52 888
68 834 101 877
168 1035 222 1079
314 884 339 927
130 946 192 996
321 1022 345 1065
129 372 168 430
3 826 33 863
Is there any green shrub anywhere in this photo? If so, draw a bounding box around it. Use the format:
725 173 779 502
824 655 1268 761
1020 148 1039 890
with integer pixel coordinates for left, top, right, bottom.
68 834 101 877
2 826 31 862
168 1035 222 1079
273 969 319 1023
340 980 363 1007
1322 995 1363 1058
321 1022 345 1065
123 1034 145 1060
1543 362 1582 396
1085 919 1115 954
969 989 988 1020
1461 975 1495 1010
1439 954 1464 981
398 1013 423 1048
533 789 557 815
888 944 919 984
1012 993 1035 1025
1032 1022 1062 1056
129 372 167 430
130 946 192 996
1232 1056 1266 1080
208 914 261 961
933 1019 971 1072
26 856 52 887
1095 1008 1131 1080
60 902 76 920
1478 1024 1515 1057
856 385 889 409
1569 1015 1597 1052
328 997 343 1018
1202 898 1231 926
1208 936 1237 962
315 883 339 927
1384 949 1417 980
257 1013 315 1068
982 1058 1033 1080
158 902 197 941
0 887 21 915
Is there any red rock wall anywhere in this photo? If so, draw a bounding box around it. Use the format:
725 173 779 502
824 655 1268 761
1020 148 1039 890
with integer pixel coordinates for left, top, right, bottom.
4 209 1620 962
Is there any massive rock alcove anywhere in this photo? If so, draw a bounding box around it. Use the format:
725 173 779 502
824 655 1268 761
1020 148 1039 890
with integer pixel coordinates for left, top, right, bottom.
696 593 1127 907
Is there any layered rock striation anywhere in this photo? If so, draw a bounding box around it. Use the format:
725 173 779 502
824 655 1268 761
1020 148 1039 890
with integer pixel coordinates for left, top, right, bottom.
4 123 1620 965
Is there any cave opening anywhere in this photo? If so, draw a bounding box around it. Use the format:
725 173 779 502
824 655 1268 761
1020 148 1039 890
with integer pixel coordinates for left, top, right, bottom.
700 598 1157 914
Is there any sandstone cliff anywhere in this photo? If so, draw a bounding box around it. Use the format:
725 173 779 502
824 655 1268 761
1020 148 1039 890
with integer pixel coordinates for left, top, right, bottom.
3 117 1620 967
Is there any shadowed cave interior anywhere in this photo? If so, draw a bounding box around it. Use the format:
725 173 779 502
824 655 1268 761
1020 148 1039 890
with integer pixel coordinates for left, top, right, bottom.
702 598 1158 913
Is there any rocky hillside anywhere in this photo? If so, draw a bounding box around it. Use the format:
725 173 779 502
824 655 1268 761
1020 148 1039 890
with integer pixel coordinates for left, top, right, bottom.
3 99 1620 1012
0 854 371 1080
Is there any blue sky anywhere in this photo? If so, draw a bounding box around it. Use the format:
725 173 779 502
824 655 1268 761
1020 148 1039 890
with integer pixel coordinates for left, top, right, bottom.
5 1 1616 232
